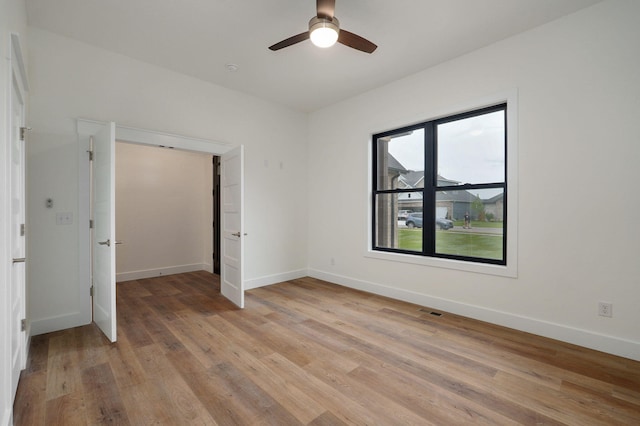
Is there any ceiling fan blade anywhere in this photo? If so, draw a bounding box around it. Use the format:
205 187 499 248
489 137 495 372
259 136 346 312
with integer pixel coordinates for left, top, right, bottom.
317 0 336 19
269 32 310 51
338 29 378 53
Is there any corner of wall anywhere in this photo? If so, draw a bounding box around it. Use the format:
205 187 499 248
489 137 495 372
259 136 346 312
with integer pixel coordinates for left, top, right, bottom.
245 269 308 290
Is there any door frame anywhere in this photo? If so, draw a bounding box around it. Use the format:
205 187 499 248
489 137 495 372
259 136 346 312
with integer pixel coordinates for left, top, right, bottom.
77 120 235 317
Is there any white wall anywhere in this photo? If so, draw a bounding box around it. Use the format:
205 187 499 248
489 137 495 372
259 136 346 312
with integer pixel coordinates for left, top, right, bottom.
27 132 84 333
115 142 213 281
26 27 309 335
307 0 640 360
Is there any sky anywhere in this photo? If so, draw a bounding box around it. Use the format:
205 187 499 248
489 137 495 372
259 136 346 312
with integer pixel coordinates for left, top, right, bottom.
388 110 505 187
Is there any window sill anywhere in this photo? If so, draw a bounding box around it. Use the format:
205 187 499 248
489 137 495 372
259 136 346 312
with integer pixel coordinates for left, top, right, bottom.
365 249 517 278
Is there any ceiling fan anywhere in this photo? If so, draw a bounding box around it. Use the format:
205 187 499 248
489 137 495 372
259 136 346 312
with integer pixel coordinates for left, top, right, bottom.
269 0 377 54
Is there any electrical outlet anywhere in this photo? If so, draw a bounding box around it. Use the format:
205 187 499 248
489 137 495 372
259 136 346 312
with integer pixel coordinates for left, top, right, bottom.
598 302 613 318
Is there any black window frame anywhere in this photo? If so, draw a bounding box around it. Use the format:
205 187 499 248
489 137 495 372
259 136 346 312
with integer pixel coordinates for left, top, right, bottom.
372 103 508 266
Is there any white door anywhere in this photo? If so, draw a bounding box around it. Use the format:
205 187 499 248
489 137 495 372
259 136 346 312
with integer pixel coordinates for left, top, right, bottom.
221 145 245 308
92 122 117 342
9 74 27 403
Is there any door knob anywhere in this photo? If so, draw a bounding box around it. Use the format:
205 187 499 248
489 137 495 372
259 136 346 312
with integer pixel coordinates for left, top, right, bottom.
12 257 26 263
98 240 123 247
231 232 247 237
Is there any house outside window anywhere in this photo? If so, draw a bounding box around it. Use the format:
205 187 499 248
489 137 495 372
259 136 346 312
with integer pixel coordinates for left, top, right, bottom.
372 103 507 265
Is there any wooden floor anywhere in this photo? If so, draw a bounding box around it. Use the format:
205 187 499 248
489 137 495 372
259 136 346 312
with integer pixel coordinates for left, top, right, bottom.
13 271 640 425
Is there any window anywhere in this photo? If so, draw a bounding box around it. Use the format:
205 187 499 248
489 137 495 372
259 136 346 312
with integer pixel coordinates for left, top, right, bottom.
372 104 507 265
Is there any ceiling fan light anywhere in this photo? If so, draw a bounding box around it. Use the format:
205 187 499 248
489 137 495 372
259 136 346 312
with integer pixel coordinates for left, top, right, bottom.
309 17 339 48
311 27 338 48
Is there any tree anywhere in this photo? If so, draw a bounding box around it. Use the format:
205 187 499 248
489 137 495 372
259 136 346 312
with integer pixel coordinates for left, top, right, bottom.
471 194 486 222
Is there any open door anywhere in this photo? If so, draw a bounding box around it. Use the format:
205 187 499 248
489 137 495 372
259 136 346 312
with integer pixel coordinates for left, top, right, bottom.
9 63 27 404
221 145 245 308
92 122 117 342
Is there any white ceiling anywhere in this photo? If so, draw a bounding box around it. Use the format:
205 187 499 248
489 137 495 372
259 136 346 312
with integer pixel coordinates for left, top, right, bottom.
25 0 602 112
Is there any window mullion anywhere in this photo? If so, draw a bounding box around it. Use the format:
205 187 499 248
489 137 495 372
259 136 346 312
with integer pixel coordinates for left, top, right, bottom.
423 122 435 256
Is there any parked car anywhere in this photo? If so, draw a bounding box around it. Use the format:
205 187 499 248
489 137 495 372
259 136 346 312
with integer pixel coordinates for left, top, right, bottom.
405 213 454 230
436 217 454 230
405 213 422 228
397 210 410 220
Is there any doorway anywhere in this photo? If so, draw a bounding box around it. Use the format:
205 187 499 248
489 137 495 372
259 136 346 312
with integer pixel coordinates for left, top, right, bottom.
114 142 219 282
78 120 244 342
213 156 221 274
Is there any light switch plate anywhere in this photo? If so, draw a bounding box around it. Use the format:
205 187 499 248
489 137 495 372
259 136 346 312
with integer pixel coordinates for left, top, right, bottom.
56 212 73 225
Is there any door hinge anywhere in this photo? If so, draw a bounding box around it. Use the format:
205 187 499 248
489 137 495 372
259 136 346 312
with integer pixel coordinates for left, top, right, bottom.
88 150 94 161
20 223 25 236
89 219 94 229
90 285 94 297
20 127 31 141
21 319 26 332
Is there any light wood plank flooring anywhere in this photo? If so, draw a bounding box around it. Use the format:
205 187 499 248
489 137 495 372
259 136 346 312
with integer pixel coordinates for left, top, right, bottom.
13 271 640 425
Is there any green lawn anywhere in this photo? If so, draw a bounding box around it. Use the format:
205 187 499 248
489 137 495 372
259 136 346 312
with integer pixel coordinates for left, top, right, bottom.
398 229 423 251
398 229 503 260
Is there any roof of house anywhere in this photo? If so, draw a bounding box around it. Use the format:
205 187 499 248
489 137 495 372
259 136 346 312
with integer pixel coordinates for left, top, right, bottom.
400 171 424 188
437 190 476 203
396 170 504 203
399 171 461 188
386 154 408 175
483 193 504 204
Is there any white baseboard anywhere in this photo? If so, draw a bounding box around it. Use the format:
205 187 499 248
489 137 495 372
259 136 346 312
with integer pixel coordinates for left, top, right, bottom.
30 311 90 337
116 263 210 282
245 269 307 290
308 268 640 361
